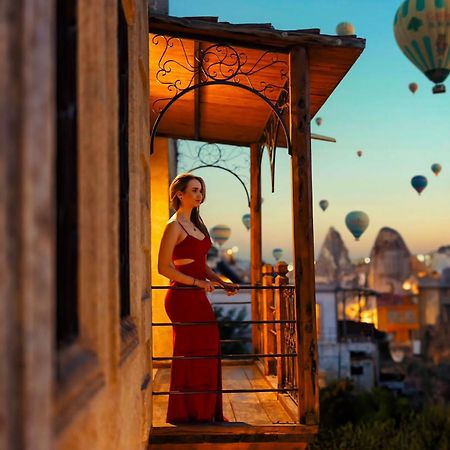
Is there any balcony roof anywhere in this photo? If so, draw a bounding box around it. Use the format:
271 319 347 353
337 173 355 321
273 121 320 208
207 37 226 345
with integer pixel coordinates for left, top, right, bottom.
149 14 365 148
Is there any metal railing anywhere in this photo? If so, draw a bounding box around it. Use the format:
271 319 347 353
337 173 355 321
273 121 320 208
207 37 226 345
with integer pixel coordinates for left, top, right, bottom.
150 262 299 407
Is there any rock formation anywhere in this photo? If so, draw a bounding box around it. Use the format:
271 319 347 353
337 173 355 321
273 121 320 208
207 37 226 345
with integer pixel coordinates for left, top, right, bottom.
315 227 354 285
367 227 411 294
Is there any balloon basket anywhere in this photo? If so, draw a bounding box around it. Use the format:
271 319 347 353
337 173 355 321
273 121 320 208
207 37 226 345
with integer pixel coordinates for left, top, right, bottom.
432 84 446 94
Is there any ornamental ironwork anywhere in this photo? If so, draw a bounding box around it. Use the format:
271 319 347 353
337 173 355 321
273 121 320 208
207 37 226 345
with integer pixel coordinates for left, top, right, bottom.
150 35 292 192
177 141 251 206
280 286 298 404
150 35 289 114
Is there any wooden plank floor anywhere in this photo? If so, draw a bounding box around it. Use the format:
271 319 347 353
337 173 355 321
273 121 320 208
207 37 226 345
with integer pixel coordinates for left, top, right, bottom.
152 362 295 427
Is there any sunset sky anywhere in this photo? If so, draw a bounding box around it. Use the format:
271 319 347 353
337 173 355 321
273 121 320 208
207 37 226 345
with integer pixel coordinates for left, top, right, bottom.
170 0 450 263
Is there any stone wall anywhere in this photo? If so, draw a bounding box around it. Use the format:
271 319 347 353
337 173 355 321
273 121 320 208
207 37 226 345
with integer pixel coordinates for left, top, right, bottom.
0 1 153 449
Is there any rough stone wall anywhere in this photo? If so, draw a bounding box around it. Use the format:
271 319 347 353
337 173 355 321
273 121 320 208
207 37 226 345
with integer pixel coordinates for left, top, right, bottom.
1 1 153 449
0 1 54 449
57 1 152 449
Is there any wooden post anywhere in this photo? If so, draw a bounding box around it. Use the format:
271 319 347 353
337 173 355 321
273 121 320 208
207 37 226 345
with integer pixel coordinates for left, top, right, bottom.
250 142 262 353
289 46 319 425
274 261 289 393
261 264 274 374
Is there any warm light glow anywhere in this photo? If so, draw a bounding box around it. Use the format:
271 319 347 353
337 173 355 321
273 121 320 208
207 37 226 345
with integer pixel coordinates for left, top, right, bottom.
402 281 412 291
287 264 294 272
364 257 371 264
231 246 239 253
417 254 425 262
226 249 233 255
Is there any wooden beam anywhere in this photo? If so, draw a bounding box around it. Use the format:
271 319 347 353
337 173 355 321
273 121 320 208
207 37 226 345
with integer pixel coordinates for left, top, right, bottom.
250 143 262 353
149 14 366 52
193 41 201 140
289 46 319 425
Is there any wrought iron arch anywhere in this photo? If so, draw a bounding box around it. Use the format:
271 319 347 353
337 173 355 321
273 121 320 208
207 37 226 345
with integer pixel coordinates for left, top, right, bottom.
149 37 291 158
189 164 250 207
149 80 290 156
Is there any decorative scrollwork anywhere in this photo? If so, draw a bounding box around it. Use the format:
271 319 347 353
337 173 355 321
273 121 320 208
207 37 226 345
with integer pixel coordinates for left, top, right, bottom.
261 88 290 192
198 143 222 166
151 35 289 113
200 44 243 81
177 141 251 206
281 286 298 404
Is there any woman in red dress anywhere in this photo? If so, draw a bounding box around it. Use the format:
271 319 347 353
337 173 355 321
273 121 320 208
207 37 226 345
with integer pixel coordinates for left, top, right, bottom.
158 173 238 424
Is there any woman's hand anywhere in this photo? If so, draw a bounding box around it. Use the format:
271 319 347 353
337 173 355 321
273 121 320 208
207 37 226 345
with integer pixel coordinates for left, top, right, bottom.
221 282 240 296
196 279 219 293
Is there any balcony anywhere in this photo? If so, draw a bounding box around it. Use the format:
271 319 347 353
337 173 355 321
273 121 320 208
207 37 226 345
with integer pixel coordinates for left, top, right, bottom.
149 264 318 449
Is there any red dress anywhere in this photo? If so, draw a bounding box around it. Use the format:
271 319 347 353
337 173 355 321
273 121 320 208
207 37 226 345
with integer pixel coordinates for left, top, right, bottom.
164 222 225 424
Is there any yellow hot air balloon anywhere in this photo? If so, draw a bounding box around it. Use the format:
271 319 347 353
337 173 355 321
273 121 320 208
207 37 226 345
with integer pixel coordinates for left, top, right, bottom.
336 22 356 36
394 0 450 94
210 224 231 247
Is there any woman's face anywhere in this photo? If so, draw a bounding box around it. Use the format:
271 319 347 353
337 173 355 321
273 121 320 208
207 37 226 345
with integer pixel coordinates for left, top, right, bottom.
178 178 203 208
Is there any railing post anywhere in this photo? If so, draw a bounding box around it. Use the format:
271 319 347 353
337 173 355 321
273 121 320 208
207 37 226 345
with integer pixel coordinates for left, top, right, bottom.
274 261 289 392
261 264 274 375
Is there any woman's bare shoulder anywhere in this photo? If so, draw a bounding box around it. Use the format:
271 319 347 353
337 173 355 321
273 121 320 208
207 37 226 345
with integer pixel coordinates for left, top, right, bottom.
164 216 182 234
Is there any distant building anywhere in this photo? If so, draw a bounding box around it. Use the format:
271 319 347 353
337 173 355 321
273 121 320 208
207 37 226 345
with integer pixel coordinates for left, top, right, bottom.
316 284 381 390
376 293 420 353
417 273 450 362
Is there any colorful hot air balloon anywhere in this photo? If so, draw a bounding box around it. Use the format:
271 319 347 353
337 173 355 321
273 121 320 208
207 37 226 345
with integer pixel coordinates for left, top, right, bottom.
319 200 329 211
357 150 363 158
345 211 369 241
394 1 450 94
210 224 231 247
242 213 251 230
315 117 323 126
336 22 356 36
431 163 442 176
409 82 418 93
411 175 428 194
273 248 284 261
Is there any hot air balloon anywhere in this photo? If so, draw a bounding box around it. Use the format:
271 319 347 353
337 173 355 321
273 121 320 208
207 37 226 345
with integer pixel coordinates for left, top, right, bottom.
273 248 284 261
210 224 231 247
394 1 450 94
409 82 418 93
411 175 428 195
242 213 251 230
336 22 356 36
431 163 442 176
315 117 323 126
357 150 363 158
319 200 329 211
345 211 369 241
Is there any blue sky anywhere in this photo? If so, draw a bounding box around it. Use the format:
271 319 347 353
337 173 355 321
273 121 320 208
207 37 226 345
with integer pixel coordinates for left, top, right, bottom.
169 0 450 263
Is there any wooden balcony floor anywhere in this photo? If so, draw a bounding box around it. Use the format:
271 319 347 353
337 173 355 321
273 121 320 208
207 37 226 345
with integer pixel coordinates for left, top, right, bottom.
152 362 296 426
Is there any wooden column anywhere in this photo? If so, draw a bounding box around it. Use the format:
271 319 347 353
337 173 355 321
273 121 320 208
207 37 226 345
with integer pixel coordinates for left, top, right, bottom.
289 46 319 425
250 142 262 352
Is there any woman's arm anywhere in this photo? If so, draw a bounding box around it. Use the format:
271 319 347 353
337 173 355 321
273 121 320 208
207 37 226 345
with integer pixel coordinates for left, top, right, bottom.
205 264 224 284
205 263 239 295
158 222 198 286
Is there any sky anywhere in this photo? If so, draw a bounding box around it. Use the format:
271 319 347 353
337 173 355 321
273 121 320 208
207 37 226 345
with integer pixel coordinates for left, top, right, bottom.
169 0 450 263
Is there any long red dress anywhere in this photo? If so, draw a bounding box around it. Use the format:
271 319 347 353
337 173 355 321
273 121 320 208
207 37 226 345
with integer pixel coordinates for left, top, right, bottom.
164 222 226 424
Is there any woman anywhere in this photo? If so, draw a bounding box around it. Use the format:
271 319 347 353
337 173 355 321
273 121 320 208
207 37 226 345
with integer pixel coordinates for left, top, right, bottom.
158 173 239 424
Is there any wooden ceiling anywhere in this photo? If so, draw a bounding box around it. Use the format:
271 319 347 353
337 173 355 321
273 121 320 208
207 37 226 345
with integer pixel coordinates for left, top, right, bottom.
149 15 365 148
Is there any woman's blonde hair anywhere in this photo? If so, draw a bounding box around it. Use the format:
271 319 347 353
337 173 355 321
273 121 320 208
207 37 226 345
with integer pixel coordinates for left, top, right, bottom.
169 173 210 238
